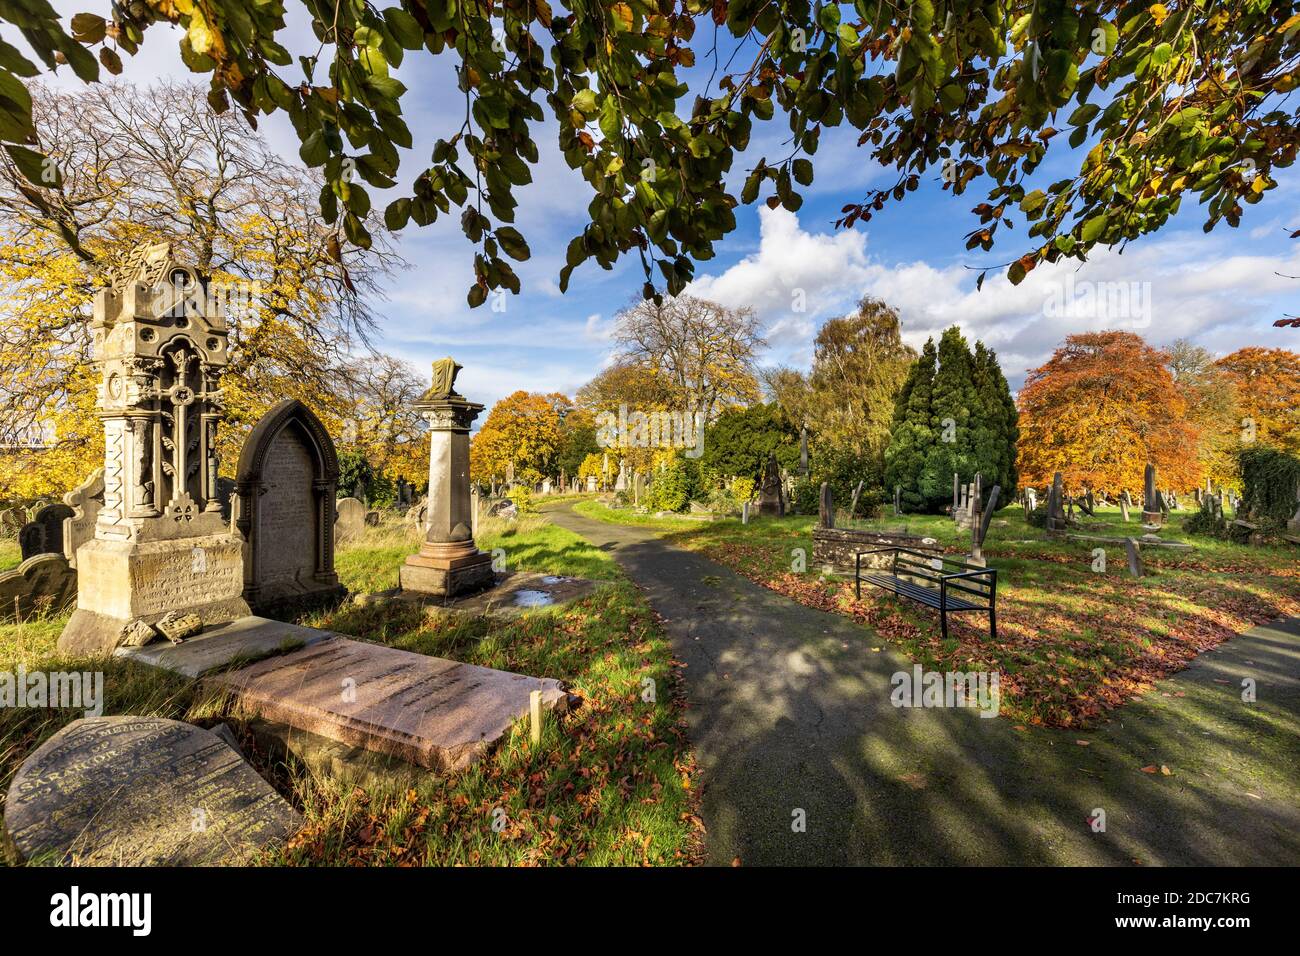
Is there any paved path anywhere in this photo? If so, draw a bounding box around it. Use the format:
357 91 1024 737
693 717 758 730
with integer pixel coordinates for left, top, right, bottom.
546 503 1300 866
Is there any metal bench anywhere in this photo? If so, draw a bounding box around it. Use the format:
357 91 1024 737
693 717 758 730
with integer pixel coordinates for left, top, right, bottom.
854 547 998 640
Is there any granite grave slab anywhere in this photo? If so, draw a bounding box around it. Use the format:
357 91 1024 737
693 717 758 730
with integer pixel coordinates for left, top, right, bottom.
4 716 301 865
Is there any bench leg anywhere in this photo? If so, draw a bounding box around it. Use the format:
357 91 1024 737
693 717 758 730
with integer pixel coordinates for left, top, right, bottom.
940 607 948 642
989 605 997 641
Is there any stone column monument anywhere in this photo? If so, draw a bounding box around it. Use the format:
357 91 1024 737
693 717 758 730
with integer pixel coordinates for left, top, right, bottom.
1141 463 1163 527
60 242 250 655
399 358 495 598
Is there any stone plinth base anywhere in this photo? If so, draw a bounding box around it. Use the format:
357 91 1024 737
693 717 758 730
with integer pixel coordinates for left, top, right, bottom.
1141 510 1164 528
399 539 494 599
58 532 250 656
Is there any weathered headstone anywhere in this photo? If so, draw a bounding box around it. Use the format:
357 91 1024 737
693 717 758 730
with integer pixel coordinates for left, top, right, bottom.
0 553 77 622
614 459 628 491
894 485 902 516
334 496 366 542
400 358 495 598
1046 472 1068 535
1123 538 1144 578
62 469 104 569
757 452 785 517
818 482 834 529
586 475 598 492
848 480 864 519
741 501 750 524
58 242 250 656
4 716 301 865
18 503 74 559
235 399 345 616
799 426 809 477
971 485 1000 564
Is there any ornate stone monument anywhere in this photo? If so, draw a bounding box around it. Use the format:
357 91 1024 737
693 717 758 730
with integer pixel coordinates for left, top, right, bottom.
59 242 249 655
235 399 345 616
399 358 495 598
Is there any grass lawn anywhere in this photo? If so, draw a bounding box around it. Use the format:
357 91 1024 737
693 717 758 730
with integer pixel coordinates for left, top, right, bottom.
0 540 19 572
0 513 701 866
573 499 1300 728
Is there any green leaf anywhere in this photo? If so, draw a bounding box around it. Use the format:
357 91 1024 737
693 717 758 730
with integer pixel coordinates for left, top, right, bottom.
495 226 531 261
1080 214 1108 243
791 158 813 186
4 144 55 188
383 7 424 49
70 13 106 44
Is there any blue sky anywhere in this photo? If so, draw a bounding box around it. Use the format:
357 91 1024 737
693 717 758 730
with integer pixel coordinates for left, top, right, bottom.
24 6 1300 413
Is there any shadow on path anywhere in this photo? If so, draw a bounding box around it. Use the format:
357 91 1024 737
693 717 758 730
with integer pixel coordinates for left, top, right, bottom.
545 503 1300 866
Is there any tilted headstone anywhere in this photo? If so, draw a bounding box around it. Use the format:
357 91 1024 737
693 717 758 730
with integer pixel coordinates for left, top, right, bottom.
848 480 864 519
58 241 250 656
1123 538 1144 578
0 553 76 623
799 426 809 477
4 716 301 865
235 399 345 616
334 496 366 542
19 503 74 560
62 468 104 569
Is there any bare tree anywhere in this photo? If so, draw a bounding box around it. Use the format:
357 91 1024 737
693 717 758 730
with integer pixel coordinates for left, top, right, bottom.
611 294 764 421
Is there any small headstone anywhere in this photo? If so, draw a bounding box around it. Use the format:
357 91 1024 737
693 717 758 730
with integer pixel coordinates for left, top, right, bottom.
741 501 750 524
757 452 785 517
1123 538 1144 578
334 496 366 541
0 554 76 623
4 716 302 865
18 503 74 560
62 469 104 569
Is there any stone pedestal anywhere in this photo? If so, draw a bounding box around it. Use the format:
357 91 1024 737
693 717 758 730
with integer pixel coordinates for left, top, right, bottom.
61 530 249 656
400 358 495 600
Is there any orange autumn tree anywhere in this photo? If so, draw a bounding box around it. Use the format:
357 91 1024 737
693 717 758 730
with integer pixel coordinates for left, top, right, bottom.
1213 347 1300 456
1017 332 1202 496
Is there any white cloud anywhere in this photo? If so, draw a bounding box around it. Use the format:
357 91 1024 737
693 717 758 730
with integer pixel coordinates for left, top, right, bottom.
683 207 1300 390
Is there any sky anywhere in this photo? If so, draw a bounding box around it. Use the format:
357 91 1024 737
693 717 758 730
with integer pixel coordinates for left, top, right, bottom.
18 5 1300 414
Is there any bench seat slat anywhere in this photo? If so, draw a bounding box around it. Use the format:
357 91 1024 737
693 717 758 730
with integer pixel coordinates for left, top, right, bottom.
859 574 981 611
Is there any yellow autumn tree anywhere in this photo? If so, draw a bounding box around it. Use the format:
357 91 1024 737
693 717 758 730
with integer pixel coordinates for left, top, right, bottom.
469 391 568 485
0 80 404 500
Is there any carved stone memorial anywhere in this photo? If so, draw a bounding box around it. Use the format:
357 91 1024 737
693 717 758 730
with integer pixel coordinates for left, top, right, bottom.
58 242 250 655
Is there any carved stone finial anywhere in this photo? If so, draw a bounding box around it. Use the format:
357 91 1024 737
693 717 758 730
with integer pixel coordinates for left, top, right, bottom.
425 357 463 401
106 240 174 292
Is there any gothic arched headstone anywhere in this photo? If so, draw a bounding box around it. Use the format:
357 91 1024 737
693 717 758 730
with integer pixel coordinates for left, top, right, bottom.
235 399 346 617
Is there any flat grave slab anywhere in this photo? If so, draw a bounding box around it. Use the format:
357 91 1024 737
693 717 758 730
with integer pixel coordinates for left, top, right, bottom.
207 637 568 771
114 615 337 677
4 716 301 866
